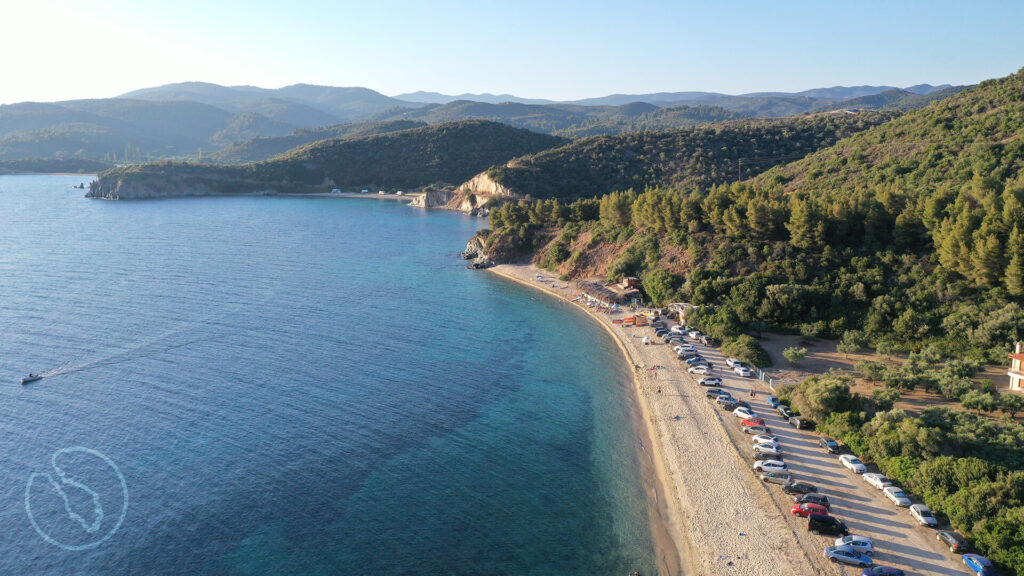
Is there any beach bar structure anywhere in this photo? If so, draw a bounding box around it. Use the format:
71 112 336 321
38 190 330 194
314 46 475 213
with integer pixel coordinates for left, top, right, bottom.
572 278 642 305
1009 342 1024 393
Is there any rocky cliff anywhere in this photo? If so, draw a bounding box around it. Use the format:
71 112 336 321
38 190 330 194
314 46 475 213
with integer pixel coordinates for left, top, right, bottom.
409 188 455 208
461 232 493 268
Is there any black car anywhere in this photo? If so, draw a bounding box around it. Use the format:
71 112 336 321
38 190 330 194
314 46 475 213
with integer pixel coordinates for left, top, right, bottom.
782 481 818 495
777 405 794 419
794 493 831 510
819 436 840 454
937 530 969 553
735 400 752 410
807 513 848 536
717 399 739 410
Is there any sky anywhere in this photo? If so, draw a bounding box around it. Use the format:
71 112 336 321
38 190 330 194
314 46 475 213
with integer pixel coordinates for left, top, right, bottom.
2 0 1023 104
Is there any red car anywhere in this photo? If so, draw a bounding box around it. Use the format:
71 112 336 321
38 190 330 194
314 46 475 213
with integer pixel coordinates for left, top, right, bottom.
791 503 828 517
742 417 767 427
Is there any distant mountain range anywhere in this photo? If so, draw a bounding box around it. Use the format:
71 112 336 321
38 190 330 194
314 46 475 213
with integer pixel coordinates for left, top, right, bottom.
0 80 966 166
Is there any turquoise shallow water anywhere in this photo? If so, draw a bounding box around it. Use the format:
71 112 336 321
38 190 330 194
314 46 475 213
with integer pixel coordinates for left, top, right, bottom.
0 175 656 575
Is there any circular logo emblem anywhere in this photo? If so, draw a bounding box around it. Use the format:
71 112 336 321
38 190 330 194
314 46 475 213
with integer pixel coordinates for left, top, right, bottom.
25 447 128 551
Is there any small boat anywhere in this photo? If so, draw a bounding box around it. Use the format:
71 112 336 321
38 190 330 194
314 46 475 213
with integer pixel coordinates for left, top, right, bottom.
21 373 42 384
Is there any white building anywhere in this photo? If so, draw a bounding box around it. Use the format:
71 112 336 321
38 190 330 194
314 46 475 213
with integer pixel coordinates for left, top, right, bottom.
1009 342 1024 393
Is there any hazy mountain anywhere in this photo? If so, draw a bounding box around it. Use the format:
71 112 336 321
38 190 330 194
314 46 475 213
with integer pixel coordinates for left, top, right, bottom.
120 82 424 123
393 91 557 105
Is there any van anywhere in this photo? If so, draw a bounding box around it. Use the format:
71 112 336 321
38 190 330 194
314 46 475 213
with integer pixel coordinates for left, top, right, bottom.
807 513 848 536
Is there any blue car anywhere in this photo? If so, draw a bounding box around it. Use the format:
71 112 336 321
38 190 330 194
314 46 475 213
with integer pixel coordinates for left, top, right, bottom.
861 567 905 576
768 395 780 408
963 554 998 576
684 356 706 364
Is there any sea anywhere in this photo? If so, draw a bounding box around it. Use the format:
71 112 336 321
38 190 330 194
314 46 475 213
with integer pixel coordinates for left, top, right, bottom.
0 174 657 575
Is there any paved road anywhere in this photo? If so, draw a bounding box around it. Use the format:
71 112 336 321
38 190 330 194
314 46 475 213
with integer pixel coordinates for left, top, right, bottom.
664 329 972 576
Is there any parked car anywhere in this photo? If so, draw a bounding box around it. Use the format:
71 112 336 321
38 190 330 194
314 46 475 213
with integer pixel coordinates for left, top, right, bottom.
937 530 969 553
777 405 795 419
759 470 793 485
733 407 758 419
910 503 939 527
698 377 722 387
734 366 752 377
754 445 782 458
795 493 830 509
673 345 696 354
808 513 849 536
751 434 780 445
883 486 912 507
824 545 873 568
753 460 787 472
783 481 818 495
734 400 752 410
863 473 893 489
688 365 711 375
742 417 767 428
789 416 811 429
684 356 706 364
767 396 780 408
819 436 840 454
706 389 729 399
962 554 998 575
670 326 686 334
754 439 781 451
861 567 905 576
742 424 770 434
718 398 740 410
792 502 829 517
839 454 867 473
654 328 668 336
687 330 702 339
726 358 742 367
836 535 874 555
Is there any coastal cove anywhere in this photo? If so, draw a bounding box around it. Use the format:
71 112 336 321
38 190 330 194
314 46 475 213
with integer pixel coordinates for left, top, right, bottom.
1 174 658 575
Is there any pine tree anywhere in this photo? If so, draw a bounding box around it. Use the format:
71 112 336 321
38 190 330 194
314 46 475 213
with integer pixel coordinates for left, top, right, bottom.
1006 226 1024 296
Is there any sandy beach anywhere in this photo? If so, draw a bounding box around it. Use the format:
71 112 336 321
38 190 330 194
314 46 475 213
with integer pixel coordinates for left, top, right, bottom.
487 263 824 576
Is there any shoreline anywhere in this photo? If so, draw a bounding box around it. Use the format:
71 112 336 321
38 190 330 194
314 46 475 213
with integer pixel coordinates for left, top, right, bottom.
486 264 691 576
486 263 823 576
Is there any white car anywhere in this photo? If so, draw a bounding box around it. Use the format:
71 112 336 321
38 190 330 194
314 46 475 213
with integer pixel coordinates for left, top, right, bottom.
726 358 741 367
754 439 781 450
733 407 758 419
670 326 686 334
753 459 788 472
698 377 723 386
835 535 874 556
687 330 702 338
688 365 711 375
750 434 779 445
734 366 752 377
884 486 912 507
839 454 867 473
673 345 696 353
910 504 939 527
863 473 892 489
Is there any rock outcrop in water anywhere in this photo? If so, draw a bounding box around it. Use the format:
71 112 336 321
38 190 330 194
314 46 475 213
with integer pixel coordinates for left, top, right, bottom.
461 233 493 268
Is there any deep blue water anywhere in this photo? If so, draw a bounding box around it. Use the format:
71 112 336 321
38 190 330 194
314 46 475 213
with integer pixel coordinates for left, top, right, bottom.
0 175 656 575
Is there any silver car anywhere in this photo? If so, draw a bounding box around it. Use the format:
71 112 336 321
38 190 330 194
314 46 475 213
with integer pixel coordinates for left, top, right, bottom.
760 470 793 485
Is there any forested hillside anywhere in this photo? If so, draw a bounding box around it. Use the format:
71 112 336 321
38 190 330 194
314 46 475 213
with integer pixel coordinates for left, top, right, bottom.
482 68 1024 363
483 111 896 200
89 120 567 198
206 120 427 163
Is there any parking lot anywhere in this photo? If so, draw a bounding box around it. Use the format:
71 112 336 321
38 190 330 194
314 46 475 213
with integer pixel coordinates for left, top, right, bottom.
660 326 972 575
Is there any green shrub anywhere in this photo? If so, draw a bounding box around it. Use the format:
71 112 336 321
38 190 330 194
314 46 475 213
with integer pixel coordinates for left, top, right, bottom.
721 334 772 368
